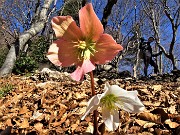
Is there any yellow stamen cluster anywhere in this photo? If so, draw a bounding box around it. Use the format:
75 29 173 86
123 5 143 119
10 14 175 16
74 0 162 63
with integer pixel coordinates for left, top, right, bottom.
74 40 96 60
100 94 119 111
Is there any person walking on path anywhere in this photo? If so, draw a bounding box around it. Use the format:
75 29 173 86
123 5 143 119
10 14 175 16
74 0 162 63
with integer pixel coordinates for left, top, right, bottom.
139 37 162 76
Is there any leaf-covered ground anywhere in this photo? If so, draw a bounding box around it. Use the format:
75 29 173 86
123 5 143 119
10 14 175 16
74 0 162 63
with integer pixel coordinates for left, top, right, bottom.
0 70 179 135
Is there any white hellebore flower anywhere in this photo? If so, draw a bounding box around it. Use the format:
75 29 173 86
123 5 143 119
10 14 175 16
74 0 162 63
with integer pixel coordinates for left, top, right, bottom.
81 82 145 131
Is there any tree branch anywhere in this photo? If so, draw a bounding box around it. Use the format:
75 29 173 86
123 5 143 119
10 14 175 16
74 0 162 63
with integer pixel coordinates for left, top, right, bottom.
101 0 117 29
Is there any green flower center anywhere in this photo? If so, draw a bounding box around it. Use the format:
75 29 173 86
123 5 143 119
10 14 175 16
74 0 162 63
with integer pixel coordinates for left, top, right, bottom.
75 40 96 60
100 94 119 111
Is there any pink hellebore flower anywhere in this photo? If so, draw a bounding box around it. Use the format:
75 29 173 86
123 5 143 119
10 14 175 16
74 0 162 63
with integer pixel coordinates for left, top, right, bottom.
47 3 123 81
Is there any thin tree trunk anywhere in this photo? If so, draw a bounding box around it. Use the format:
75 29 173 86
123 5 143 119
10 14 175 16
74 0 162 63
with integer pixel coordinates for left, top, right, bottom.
133 48 140 78
0 0 54 77
159 48 163 73
101 0 117 29
133 27 141 78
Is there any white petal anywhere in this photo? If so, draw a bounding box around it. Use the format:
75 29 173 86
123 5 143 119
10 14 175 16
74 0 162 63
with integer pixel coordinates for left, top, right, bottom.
102 108 119 131
117 90 140 102
123 91 139 100
81 95 101 120
105 82 111 89
115 95 145 113
109 85 141 101
109 85 127 97
103 82 111 95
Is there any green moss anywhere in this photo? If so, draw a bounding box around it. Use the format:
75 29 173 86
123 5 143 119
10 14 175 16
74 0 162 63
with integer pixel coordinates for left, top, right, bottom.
0 83 13 98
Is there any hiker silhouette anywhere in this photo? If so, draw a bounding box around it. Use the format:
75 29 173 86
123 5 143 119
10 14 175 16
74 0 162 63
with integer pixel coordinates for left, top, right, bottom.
139 37 162 76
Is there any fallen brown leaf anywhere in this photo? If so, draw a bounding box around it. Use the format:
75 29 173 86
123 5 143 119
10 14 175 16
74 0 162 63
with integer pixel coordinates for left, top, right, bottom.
19 118 29 128
34 122 43 132
138 112 161 124
164 119 179 128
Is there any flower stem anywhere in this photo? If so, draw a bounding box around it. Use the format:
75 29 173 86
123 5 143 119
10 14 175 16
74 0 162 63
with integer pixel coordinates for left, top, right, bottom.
90 71 98 135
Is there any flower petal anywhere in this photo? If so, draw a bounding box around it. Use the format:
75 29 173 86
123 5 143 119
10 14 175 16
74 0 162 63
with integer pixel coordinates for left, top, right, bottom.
115 92 145 113
81 94 101 120
52 16 83 40
47 39 78 67
109 84 139 99
79 3 103 41
102 108 119 131
109 84 128 97
70 59 95 81
47 42 62 66
93 34 123 64
103 82 112 96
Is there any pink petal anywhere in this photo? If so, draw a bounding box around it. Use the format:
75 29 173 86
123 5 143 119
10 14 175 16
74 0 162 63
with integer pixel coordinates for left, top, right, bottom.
52 16 83 41
79 3 103 41
47 39 79 67
47 43 62 66
93 34 123 64
70 59 95 81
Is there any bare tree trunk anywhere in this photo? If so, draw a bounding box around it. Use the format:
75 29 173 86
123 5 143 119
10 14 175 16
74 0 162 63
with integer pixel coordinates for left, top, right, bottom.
0 45 16 76
0 0 54 77
155 38 163 73
159 47 163 73
133 47 141 77
133 2 141 78
101 0 118 29
133 25 141 78
158 0 179 70
149 2 162 73
133 47 140 78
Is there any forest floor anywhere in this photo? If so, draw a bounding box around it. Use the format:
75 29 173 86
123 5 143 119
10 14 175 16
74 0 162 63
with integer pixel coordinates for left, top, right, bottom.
0 69 179 135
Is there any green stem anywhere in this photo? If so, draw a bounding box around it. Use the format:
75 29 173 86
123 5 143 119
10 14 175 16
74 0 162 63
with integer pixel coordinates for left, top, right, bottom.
90 71 98 135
